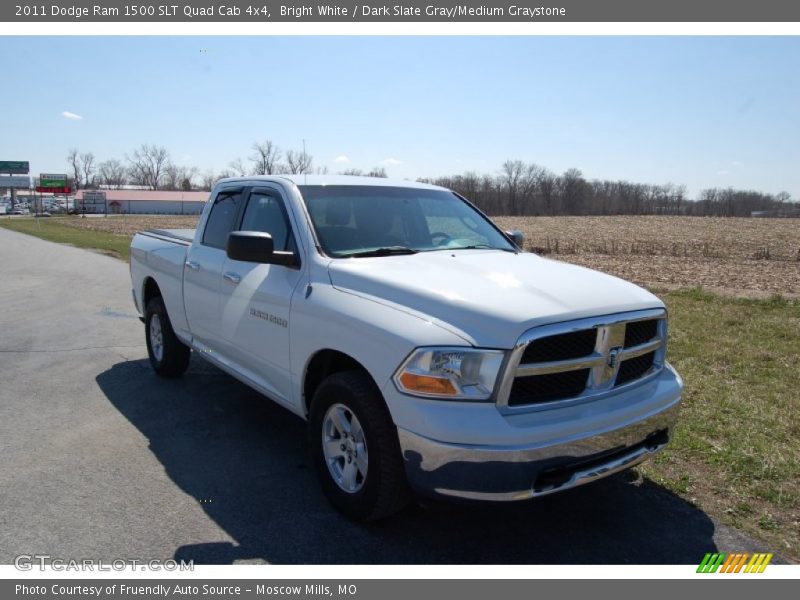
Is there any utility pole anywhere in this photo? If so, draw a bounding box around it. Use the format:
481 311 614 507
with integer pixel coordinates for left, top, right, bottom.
8 171 15 211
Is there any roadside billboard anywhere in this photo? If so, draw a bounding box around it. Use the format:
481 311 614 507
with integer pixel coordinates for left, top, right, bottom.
0 175 32 188
0 161 30 174
40 173 68 188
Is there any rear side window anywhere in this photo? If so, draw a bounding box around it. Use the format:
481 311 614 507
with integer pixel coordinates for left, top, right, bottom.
202 190 243 248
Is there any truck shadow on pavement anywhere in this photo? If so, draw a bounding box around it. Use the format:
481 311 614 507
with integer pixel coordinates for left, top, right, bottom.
97 357 718 565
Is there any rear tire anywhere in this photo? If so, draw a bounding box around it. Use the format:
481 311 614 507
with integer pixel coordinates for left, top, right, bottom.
309 370 410 521
145 296 190 377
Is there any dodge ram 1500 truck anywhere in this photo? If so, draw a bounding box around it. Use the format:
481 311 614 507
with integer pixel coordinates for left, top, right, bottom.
130 175 683 520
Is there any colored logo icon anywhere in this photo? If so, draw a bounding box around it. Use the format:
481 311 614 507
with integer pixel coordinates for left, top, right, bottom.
697 552 773 573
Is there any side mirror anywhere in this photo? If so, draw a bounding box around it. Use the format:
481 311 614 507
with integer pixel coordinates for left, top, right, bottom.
226 231 298 267
505 229 524 248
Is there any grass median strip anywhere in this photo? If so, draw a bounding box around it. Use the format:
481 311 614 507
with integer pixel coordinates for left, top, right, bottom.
0 217 132 260
640 288 800 559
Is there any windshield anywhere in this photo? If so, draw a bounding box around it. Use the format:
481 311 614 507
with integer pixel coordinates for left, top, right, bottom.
298 185 516 258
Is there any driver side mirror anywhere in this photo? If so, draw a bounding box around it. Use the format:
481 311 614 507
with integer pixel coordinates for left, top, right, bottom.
226 231 298 267
505 229 524 248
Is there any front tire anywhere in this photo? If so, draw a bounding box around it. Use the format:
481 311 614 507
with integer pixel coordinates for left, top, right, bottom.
145 296 190 377
309 371 410 521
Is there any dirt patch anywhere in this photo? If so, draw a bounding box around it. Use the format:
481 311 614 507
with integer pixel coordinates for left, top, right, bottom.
560 254 800 298
55 214 800 297
60 215 200 238
495 216 800 298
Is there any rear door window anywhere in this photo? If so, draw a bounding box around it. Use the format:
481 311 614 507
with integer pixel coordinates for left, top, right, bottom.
202 189 244 249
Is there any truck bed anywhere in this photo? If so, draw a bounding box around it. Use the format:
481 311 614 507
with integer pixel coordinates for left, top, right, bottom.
130 228 196 337
141 228 196 245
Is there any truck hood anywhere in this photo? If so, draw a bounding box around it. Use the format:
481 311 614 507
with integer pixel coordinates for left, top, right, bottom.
328 250 663 348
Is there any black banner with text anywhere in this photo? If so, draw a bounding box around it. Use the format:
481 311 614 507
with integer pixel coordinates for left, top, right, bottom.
4 0 800 22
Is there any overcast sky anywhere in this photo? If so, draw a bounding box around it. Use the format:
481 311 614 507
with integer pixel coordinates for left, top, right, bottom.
3 36 799 198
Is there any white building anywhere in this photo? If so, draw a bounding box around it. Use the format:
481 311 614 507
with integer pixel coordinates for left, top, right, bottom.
75 190 208 215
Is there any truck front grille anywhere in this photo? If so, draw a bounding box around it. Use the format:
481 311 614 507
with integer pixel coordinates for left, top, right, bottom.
615 351 656 386
508 369 590 406
521 329 597 363
498 311 667 410
624 319 658 348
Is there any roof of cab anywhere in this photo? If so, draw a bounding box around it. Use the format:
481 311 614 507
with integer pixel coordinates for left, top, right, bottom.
215 174 448 191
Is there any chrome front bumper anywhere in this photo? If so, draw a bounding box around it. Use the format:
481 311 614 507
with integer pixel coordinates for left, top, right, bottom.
397 395 680 502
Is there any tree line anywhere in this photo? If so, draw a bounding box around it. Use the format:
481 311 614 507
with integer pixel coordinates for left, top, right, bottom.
419 160 797 217
65 141 326 193
64 145 795 217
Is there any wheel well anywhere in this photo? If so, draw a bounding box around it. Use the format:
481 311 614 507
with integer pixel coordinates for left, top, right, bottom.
304 350 367 414
143 277 161 309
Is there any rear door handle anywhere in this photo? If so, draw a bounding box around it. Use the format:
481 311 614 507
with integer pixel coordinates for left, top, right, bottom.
223 272 241 284
185 260 200 271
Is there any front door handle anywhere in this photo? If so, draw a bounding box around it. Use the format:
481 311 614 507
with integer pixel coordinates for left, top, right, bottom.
185 260 200 271
223 272 242 284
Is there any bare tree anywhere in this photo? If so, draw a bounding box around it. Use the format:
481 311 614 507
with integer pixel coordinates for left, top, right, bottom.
454 171 480 199
80 152 96 189
228 157 247 177
285 149 313 174
538 170 557 215
167 165 182 191
200 169 217 192
97 159 127 189
67 148 82 189
340 168 364 176
501 160 525 215
559 168 587 214
126 144 171 190
200 170 217 191
249 140 281 175
163 164 199 191
519 163 544 214
367 166 388 178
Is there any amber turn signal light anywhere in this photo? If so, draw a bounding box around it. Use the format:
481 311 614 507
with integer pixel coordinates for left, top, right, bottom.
398 372 458 396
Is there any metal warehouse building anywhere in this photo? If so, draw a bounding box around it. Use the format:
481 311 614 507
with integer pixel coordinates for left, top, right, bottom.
75 190 208 215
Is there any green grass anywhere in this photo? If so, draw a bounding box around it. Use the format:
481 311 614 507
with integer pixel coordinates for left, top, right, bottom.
0 217 132 260
641 288 800 559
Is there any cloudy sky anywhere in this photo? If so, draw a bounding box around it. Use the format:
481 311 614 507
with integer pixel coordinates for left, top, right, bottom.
3 36 799 197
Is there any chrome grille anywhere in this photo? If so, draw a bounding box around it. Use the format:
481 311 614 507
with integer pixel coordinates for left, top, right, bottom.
615 351 656 386
496 309 667 412
521 328 596 363
508 369 590 406
624 319 658 348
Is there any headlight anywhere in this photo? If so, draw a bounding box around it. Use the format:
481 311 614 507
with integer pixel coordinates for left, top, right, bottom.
393 347 505 400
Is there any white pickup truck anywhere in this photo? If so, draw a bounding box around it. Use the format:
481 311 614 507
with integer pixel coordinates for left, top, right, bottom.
130 175 683 520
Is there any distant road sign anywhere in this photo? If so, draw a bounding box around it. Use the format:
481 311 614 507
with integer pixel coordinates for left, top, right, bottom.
1 175 31 188
0 161 30 174
40 174 68 188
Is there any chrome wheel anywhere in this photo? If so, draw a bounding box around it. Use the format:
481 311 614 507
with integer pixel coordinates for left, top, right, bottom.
322 403 368 493
149 314 164 363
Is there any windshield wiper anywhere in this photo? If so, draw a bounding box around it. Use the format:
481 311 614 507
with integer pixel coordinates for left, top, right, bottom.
444 244 516 253
341 246 419 258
